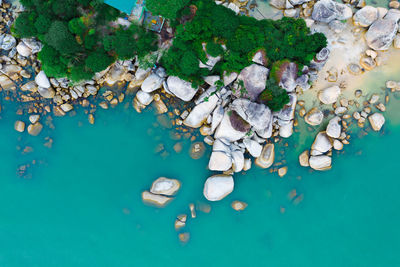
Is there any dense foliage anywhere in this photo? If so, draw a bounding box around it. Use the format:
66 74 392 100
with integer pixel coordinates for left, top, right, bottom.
161 0 326 85
13 0 157 81
257 79 290 112
146 0 191 20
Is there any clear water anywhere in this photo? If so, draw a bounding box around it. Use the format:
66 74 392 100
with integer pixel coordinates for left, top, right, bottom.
1 88 400 266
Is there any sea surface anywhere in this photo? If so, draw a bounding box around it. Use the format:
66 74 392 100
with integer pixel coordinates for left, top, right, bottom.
1 72 400 267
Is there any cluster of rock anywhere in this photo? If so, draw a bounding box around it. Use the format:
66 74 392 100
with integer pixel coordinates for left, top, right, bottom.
142 177 181 207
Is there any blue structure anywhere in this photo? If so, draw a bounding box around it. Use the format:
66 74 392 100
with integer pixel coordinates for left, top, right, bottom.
104 0 137 15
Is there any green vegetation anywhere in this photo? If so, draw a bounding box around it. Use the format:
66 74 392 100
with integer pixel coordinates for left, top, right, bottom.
146 0 191 20
13 0 157 81
257 79 290 112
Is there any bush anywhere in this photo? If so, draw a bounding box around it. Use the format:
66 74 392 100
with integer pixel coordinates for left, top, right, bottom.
206 41 223 57
45 21 81 54
257 79 290 111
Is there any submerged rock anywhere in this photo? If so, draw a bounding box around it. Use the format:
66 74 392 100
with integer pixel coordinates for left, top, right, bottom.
150 177 181 196
255 143 274 168
305 107 324 126
27 122 43 136
142 191 173 207
203 175 234 201
231 200 248 211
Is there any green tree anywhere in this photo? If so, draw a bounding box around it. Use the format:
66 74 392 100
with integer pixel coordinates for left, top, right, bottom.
12 12 37 37
45 21 80 54
34 15 52 35
257 79 289 111
85 49 114 73
146 0 190 19
38 45 68 78
206 41 223 57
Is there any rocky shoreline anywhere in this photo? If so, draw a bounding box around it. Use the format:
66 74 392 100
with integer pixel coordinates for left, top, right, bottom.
1 0 400 220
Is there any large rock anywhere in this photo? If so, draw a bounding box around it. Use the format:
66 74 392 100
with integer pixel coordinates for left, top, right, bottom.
279 120 294 138
203 175 234 201
365 18 398 50
208 139 232 171
368 113 385 131
150 177 181 196
353 6 378 27
141 73 163 93
326 116 341 138
214 111 248 142
166 76 199 101
311 132 332 153
275 93 297 121
231 149 244 173
309 155 332 171
312 0 353 23
234 64 269 101
319 85 341 104
142 191 173 207
255 143 274 168
22 38 43 53
305 107 324 126
299 150 310 167
35 71 51 89
270 0 286 9
211 105 224 133
184 90 219 128
230 98 272 130
243 138 263 157
136 90 153 106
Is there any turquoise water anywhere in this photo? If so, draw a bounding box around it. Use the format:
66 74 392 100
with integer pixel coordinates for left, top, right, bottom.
1 90 400 266
104 0 135 14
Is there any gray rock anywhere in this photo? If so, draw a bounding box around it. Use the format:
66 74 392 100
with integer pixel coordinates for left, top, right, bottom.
230 98 272 130
255 143 274 168
312 0 352 23
142 191 173 207
38 86 55 98
0 34 17 50
365 18 398 50
136 90 153 106
279 62 298 92
16 42 32 57
184 90 219 128
326 116 341 138
234 64 269 101
368 113 385 131
214 110 248 142
318 85 341 104
166 76 199 102
243 138 263 157
22 38 43 53
141 73 163 93
305 107 324 126
311 132 332 153
309 155 332 171
35 71 51 88
353 6 378 27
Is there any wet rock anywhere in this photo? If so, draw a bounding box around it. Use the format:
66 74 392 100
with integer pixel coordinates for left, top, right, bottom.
20 81 37 92
88 114 95 124
150 177 181 196
60 103 73 112
29 115 40 124
37 86 55 98
136 90 153 106
318 85 341 104
27 122 43 136
312 0 352 23
309 155 332 171
142 191 173 207
368 113 385 131
14 120 25 132
255 143 274 168
203 174 234 201
278 166 288 177
299 150 310 167
305 107 324 126
0 75 14 90
174 214 187 230
326 116 341 138
365 18 398 50
35 71 51 89
234 64 269 101
166 76 199 102
353 6 378 27
231 200 248 211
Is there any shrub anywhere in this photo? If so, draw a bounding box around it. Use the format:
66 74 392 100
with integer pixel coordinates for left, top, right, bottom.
205 41 223 57
257 79 290 111
146 0 190 20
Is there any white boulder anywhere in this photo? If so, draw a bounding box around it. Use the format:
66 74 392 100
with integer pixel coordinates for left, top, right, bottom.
150 177 181 196
203 175 234 201
319 85 341 104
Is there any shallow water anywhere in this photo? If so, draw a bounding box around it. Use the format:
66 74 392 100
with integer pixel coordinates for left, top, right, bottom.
1 78 400 266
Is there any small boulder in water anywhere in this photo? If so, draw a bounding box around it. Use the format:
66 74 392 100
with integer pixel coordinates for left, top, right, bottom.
150 177 181 196
203 174 234 201
368 113 385 131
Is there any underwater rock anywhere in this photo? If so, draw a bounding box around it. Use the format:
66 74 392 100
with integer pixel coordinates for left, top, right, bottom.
255 143 274 168
14 120 25 132
231 200 248 211
27 122 43 136
142 191 173 207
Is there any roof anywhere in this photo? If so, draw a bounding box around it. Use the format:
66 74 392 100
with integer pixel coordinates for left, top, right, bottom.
104 0 136 15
